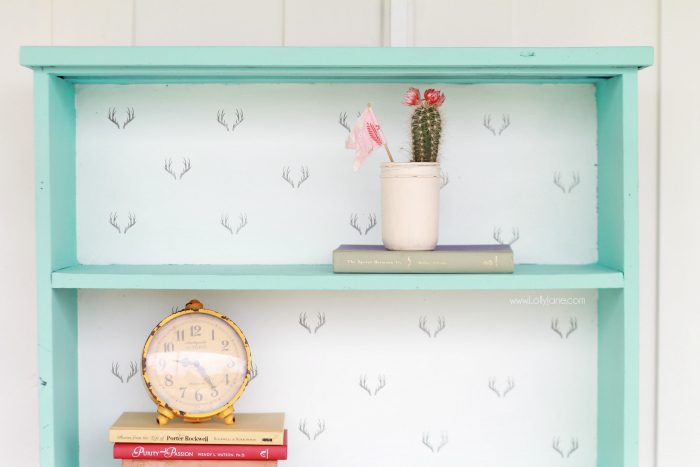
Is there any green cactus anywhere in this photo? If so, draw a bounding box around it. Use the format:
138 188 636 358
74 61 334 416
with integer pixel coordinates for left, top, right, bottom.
410 103 442 163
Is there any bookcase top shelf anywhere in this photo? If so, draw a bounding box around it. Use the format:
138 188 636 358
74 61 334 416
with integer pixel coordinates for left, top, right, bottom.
20 46 653 83
52 263 623 290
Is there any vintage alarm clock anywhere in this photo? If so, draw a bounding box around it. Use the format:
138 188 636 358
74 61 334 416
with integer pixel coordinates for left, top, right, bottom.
142 299 252 425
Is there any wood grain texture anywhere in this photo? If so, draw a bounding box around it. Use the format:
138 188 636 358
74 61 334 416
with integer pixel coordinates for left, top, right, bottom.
133 0 284 46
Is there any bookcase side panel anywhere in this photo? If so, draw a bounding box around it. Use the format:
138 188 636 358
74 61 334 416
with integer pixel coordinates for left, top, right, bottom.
596 71 640 467
621 70 641 467
34 71 79 467
598 288 639 467
596 76 624 271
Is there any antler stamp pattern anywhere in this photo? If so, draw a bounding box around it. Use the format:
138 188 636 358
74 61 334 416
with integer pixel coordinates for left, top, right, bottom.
488 377 516 398
493 227 520 245
164 158 192 180
299 419 326 441
551 317 578 339
220 213 248 235
298 312 326 334
553 437 579 458
107 107 135 129
483 114 511 136
440 171 449 189
349 213 378 236
418 316 446 338
111 361 138 383
282 166 311 189
359 374 387 396
217 109 244 132
554 171 581 193
338 110 361 132
109 212 136 235
339 112 351 132
422 432 448 453
552 437 565 457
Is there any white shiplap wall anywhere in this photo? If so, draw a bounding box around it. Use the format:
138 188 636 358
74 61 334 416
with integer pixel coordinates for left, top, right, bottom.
0 1 660 466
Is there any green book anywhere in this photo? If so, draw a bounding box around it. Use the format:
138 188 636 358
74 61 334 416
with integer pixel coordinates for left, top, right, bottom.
333 244 514 273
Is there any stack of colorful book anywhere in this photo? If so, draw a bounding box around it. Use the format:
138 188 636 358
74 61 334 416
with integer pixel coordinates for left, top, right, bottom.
110 412 287 467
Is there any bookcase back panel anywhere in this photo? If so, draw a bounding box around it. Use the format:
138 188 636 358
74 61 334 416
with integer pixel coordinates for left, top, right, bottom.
78 289 597 467
75 83 598 265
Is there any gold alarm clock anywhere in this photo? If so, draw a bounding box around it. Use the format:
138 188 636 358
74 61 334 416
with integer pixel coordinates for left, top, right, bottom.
142 299 252 426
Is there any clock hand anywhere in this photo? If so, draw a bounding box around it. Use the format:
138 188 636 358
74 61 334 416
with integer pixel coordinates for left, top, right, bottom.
192 360 215 388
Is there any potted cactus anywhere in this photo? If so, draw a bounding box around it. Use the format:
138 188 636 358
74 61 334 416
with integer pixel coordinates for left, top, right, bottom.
381 87 444 250
345 88 445 250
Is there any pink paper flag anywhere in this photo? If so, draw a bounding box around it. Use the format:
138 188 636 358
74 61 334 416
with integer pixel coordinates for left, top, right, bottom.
345 106 384 171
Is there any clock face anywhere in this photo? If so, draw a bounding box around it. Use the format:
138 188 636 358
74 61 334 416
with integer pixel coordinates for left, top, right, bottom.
144 312 250 415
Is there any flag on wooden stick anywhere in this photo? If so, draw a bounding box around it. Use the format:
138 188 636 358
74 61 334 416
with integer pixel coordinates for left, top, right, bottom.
345 105 394 171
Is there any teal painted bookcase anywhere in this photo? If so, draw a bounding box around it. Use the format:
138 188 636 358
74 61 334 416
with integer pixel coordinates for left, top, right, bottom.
20 46 652 467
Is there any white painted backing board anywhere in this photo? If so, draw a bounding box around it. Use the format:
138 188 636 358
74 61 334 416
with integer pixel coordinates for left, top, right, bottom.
75 83 598 265
79 289 597 467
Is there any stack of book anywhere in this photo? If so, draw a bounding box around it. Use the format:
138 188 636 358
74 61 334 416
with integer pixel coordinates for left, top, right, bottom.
333 244 514 273
110 412 287 467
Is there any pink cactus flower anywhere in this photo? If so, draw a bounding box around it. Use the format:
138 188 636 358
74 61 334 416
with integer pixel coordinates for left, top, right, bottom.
403 87 421 106
423 88 446 106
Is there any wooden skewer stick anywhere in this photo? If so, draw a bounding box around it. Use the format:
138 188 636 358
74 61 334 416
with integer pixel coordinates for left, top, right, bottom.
383 143 395 163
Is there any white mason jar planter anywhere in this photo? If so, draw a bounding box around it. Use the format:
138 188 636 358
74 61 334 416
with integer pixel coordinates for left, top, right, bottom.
380 162 441 251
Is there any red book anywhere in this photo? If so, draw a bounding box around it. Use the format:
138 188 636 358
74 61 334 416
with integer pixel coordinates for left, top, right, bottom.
114 431 287 461
122 461 277 467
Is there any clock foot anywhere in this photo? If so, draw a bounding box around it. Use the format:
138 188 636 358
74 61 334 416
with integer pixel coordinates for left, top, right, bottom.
156 406 175 426
217 406 235 425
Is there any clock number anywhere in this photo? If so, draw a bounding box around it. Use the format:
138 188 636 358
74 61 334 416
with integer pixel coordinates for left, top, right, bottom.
195 389 203 402
211 329 215 341
179 387 187 398
226 358 235 369
210 387 219 398
164 374 173 386
163 342 174 352
221 340 230 351
176 329 184 341
158 359 166 370
225 373 230 385
190 325 202 337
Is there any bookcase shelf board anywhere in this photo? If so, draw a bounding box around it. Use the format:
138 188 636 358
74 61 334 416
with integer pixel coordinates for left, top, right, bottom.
22 46 651 467
51 263 624 290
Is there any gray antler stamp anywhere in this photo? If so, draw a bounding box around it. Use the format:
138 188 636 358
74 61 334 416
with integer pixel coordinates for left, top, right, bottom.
483 114 510 136
217 108 244 132
282 166 310 189
551 317 578 339
349 213 377 236
164 158 191 180
111 360 138 383
298 312 326 334
493 227 519 245
109 212 136 235
488 377 515 398
419 316 446 338
422 432 448 453
359 374 387 396
220 213 248 235
107 107 135 129
554 171 581 193
299 419 326 441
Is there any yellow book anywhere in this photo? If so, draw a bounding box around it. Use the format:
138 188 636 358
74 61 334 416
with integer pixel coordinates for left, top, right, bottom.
109 412 285 445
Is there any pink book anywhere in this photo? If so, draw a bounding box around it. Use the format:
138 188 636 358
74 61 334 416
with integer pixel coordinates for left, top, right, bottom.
115 430 287 460
122 461 277 467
